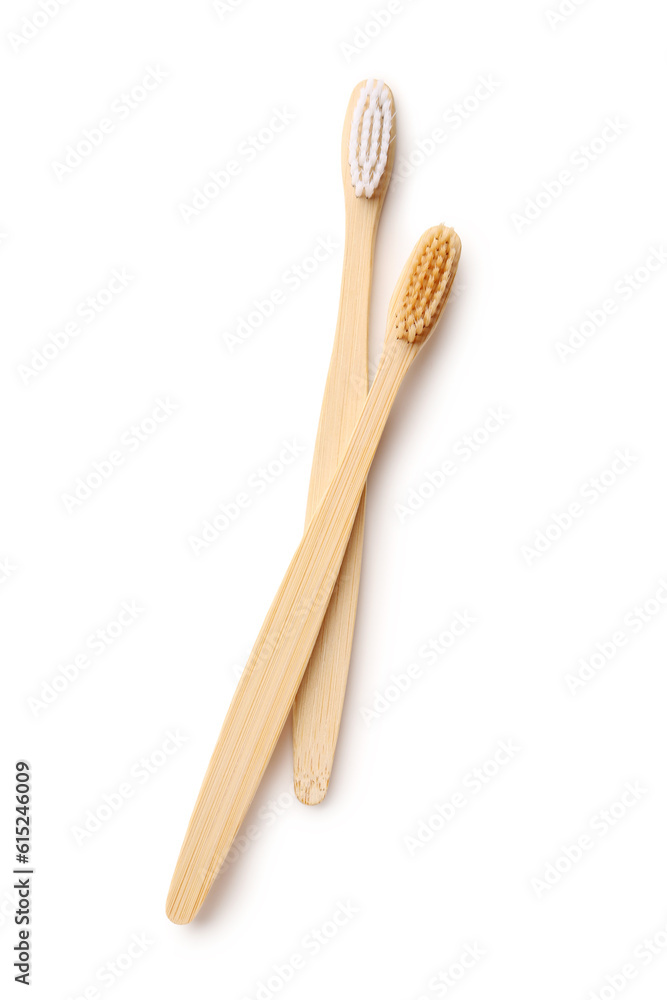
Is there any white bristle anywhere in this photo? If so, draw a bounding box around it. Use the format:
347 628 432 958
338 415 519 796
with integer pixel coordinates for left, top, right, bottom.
348 78 392 198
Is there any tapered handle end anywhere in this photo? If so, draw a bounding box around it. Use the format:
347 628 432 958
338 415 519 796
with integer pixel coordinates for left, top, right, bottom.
166 856 216 924
294 764 330 806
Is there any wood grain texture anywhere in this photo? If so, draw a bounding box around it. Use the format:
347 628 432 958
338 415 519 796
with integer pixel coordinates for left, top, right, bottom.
166 225 461 924
292 81 396 805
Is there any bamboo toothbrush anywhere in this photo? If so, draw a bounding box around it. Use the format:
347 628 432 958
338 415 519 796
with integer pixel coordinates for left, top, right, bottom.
292 79 396 805
167 224 461 924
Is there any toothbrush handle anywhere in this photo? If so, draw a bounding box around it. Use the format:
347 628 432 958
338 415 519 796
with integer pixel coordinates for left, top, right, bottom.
292 205 377 804
166 340 416 924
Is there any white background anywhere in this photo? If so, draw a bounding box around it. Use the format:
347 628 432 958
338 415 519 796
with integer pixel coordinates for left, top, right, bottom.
2 0 667 997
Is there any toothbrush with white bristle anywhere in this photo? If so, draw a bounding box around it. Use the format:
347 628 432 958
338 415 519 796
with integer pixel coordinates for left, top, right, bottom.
349 78 394 197
166 224 461 924
292 79 396 805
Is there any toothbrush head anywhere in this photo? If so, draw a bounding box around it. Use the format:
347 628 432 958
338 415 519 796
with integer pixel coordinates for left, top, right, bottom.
392 226 461 344
348 79 394 198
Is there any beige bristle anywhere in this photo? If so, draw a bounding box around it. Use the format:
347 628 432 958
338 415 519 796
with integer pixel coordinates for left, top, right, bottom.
394 226 461 343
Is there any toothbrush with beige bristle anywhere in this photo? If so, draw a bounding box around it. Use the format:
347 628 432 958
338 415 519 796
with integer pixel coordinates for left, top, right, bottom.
167 224 461 924
292 78 396 805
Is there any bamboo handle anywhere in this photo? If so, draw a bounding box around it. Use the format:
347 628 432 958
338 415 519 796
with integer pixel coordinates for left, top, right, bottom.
292 81 395 804
167 339 416 924
292 211 373 804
